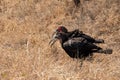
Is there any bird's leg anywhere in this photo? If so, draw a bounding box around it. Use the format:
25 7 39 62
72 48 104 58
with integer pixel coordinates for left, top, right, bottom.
73 53 75 61
79 55 83 68
77 47 83 68
80 60 83 68
75 47 81 70
77 47 79 59
87 53 93 62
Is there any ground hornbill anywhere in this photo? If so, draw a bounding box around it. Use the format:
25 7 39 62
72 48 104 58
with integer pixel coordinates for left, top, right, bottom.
49 26 112 59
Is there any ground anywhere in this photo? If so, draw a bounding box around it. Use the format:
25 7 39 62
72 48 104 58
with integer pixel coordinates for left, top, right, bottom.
0 0 120 80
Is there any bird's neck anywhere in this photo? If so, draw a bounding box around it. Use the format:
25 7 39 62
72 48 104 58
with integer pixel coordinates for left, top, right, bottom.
60 36 68 46
59 38 64 45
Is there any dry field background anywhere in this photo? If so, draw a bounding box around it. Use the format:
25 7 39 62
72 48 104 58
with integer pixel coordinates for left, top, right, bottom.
0 0 120 80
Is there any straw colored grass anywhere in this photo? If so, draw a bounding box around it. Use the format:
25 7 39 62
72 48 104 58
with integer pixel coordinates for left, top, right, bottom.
0 0 120 80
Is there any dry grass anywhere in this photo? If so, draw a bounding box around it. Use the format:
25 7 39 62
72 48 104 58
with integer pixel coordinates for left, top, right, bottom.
0 0 120 80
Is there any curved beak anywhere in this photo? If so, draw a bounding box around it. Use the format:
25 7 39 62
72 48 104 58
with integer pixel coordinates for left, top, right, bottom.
49 38 57 46
49 31 58 47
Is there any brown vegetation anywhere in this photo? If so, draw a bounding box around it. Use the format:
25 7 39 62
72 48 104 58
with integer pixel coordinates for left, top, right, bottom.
0 0 120 80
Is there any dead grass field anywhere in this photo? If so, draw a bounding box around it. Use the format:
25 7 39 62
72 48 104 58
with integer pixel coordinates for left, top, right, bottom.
0 0 120 80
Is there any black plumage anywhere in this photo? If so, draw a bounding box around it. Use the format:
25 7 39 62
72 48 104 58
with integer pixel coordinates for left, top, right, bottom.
52 32 102 58
49 27 112 59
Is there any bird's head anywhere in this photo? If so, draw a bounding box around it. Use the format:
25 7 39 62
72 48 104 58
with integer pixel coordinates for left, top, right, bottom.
56 26 68 33
49 30 66 46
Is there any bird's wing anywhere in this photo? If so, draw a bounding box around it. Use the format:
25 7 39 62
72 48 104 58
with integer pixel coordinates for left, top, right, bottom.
63 37 87 48
68 30 99 43
62 37 88 58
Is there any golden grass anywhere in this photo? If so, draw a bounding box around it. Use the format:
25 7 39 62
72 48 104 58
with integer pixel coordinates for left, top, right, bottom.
0 0 120 80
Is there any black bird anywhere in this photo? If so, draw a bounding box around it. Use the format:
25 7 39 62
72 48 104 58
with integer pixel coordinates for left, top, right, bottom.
49 30 112 59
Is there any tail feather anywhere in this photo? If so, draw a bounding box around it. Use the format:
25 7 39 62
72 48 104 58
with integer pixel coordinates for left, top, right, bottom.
97 49 113 54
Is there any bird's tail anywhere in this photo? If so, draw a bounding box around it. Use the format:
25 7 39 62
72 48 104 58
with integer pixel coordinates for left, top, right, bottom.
97 49 113 54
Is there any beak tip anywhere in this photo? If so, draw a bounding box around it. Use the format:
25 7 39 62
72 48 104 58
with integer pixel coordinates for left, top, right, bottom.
49 40 53 47
49 39 57 47
49 31 58 47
